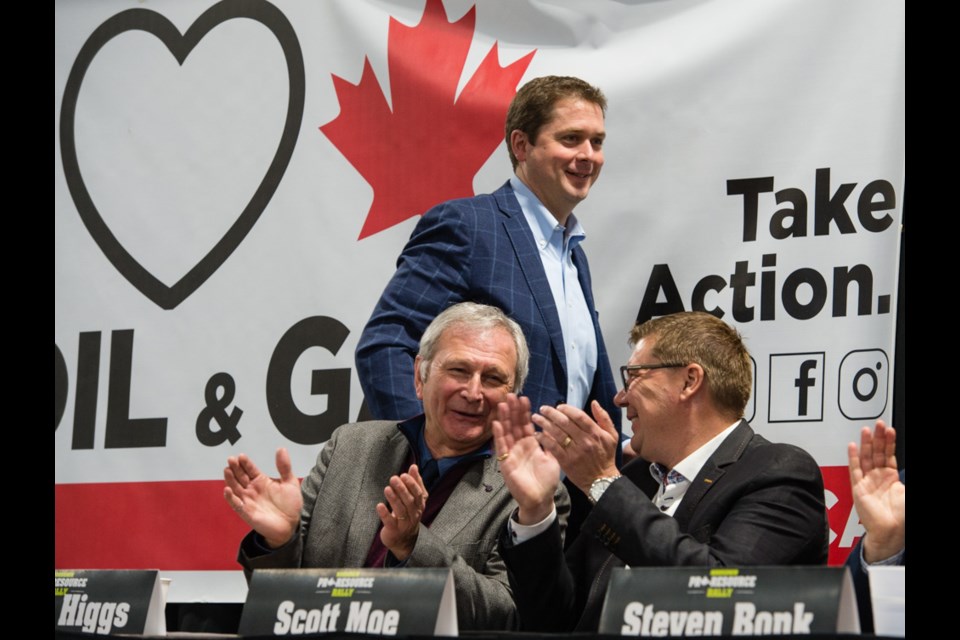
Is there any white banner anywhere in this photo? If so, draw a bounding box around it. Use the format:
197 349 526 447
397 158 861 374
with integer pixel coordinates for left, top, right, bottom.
55 0 904 599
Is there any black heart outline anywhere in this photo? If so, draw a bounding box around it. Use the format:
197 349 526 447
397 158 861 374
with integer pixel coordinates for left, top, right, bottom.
59 0 305 310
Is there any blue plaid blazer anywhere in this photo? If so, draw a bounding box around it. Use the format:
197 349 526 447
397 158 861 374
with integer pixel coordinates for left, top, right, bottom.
355 181 621 437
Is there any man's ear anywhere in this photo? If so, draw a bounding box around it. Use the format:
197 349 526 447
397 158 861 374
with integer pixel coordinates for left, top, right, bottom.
510 129 530 163
414 355 425 400
679 363 705 400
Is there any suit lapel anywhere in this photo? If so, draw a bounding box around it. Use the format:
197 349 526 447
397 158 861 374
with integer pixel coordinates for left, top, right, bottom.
572 245 604 371
342 427 411 565
672 420 754 530
572 246 596 319
494 183 568 375
427 455 502 540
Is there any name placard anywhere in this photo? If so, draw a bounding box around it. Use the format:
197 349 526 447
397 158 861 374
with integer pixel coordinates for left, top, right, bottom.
868 565 904 637
54 569 166 635
598 566 859 635
239 568 458 636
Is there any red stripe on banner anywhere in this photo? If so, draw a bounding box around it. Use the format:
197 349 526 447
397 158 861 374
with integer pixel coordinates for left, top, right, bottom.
820 465 859 567
55 480 254 570
56 469 860 569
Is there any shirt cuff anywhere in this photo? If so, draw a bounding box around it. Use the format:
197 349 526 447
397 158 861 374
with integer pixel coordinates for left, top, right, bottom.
251 531 297 555
860 542 905 569
507 506 557 545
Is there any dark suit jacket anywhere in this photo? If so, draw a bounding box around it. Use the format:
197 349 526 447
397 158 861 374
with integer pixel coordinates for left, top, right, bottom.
500 421 829 632
355 181 620 436
238 420 570 631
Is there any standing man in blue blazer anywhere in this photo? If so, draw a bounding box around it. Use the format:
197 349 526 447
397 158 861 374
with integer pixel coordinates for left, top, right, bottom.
357 76 621 532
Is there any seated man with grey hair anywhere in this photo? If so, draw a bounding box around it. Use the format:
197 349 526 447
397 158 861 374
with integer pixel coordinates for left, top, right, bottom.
224 302 569 631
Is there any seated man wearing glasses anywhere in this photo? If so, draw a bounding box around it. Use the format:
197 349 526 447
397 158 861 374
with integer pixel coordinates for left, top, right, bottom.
492 311 828 632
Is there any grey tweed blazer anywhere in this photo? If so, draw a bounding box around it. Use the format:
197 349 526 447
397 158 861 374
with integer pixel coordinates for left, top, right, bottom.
239 420 568 630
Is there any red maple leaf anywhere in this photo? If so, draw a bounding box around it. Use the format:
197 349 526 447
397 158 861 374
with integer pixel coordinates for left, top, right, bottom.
320 0 536 239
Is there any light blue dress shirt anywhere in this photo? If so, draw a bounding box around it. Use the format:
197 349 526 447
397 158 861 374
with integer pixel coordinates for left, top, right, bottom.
510 176 598 411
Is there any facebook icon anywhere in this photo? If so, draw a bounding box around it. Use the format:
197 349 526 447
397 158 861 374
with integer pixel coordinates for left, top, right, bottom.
768 352 825 422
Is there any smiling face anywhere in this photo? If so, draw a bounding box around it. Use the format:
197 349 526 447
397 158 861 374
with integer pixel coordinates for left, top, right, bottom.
617 337 684 465
512 97 605 224
415 325 518 458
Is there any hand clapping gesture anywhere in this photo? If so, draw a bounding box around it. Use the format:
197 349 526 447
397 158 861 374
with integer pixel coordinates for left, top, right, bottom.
376 465 429 561
492 394 560 524
848 420 905 563
224 448 302 549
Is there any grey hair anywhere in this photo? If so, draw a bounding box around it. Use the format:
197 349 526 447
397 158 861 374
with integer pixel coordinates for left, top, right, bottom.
418 302 529 392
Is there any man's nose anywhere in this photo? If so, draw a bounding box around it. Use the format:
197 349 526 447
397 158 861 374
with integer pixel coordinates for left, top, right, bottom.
576 141 599 161
461 375 483 401
614 387 628 407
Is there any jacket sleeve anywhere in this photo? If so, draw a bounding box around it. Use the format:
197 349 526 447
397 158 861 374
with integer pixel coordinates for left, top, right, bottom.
405 518 517 631
498 481 580 632
592 444 828 568
355 202 475 420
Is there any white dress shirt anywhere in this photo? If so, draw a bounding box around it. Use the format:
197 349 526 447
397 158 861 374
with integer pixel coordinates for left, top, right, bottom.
510 176 598 411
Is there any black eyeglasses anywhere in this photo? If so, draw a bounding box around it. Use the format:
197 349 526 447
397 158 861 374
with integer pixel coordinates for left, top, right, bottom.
620 363 687 390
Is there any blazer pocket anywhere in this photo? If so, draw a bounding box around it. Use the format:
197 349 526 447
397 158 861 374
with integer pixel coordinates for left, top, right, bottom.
450 538 497 568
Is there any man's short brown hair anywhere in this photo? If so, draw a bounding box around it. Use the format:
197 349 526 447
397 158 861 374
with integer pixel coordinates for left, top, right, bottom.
505 76 607 170
630 312 752 419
